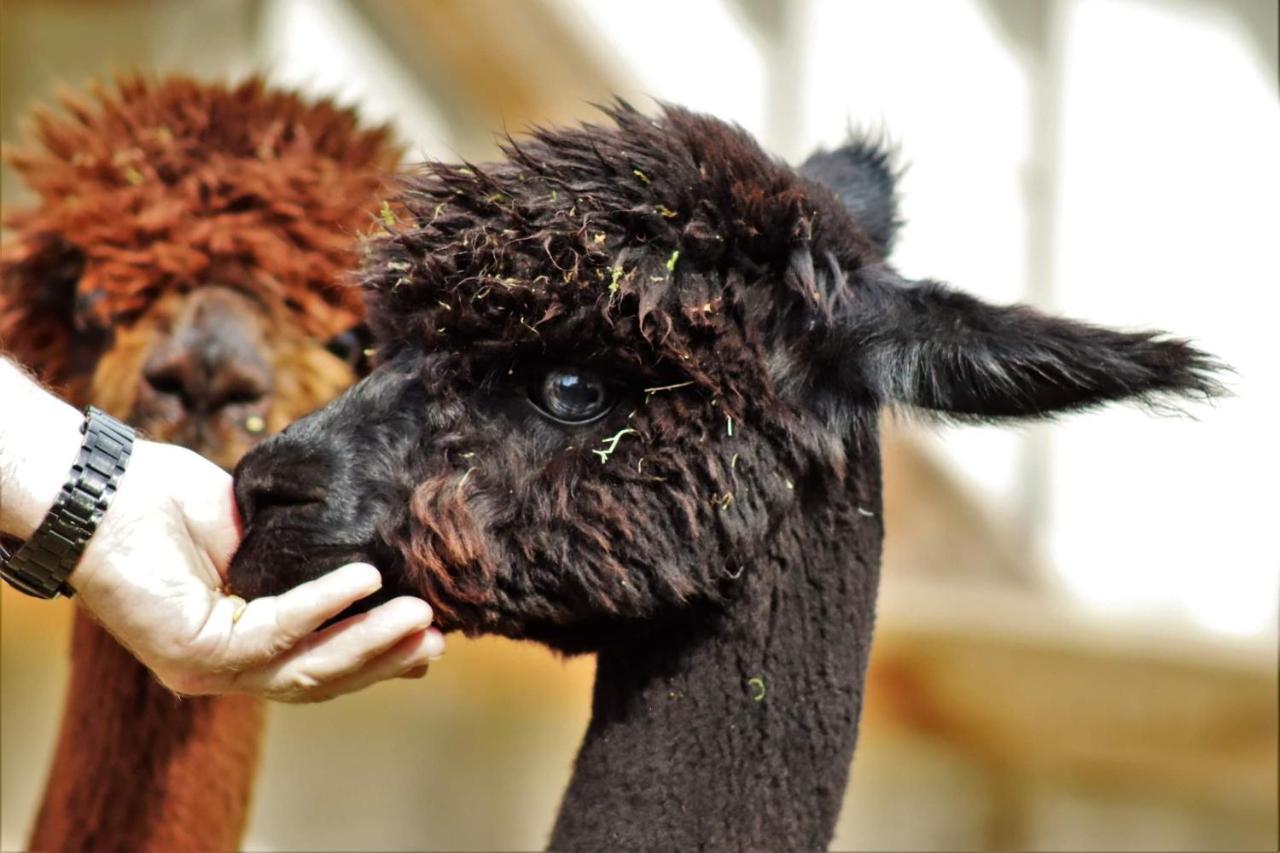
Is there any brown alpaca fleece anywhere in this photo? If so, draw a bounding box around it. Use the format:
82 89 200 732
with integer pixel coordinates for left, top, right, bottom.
1 74 396 390
28 617 266 853
2 75 401 853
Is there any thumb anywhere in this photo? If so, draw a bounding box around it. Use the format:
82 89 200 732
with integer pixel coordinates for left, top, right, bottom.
163 444 241 579
209 563 400 670
200 478 242 580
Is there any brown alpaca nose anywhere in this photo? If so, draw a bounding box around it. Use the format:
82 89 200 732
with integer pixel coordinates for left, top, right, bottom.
142 289 271 414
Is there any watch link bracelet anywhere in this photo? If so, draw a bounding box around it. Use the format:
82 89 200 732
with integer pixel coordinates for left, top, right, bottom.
0 406 135 599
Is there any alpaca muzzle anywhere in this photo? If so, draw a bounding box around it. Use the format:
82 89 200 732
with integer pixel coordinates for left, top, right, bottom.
226 381 407 608
229 432 352 601
226 361 490 626
128 287 275 469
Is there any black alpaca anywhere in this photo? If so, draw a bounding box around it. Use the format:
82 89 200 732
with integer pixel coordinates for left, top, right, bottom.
227 105 1220 851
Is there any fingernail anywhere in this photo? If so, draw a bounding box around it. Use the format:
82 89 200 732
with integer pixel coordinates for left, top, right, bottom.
342 562 382 594
423 627 446 660
387 597 433 631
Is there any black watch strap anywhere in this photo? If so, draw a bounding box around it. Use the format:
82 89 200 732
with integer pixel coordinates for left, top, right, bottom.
0 406 135 599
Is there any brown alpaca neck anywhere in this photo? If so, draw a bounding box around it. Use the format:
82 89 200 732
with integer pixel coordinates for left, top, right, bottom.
29 611 263 852
550 464 884 851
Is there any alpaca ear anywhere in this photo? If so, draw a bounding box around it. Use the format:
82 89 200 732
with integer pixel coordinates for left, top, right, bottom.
832 272 1223 420
0 234 89 383
800 137 900 256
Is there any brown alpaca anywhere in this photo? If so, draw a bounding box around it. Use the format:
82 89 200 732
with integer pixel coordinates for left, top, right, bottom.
0 75 400 851
227 104 1221 850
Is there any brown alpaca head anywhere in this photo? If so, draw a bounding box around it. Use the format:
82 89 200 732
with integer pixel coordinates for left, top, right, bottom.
229 104 1221 650
0 76 402 469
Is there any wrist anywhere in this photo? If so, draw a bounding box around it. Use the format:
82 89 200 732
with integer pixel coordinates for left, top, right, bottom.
2 402 136 599
0 360 84 538
67 438 156 593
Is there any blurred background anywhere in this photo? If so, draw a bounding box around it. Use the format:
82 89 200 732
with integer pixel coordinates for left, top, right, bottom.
1 0 1276 850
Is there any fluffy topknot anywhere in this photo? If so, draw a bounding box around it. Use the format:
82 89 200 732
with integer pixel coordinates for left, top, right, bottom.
361 103 879 396
1 75 403 384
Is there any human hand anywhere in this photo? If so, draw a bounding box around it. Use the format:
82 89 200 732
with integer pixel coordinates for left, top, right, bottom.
67 439 444 702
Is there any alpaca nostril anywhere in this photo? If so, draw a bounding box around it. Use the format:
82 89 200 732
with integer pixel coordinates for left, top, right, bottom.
233 444 333 528
260 481 326 508
143 334 270 414
142 353 194 406
235 476 328 528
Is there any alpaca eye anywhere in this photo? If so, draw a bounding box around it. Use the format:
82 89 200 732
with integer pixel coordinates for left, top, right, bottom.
325 327 372 370
533 369 612 424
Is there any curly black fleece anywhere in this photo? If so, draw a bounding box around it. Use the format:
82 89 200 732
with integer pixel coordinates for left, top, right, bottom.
229 103 1221 851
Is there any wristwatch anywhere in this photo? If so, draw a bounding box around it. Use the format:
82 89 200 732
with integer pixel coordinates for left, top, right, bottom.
0 406 135 598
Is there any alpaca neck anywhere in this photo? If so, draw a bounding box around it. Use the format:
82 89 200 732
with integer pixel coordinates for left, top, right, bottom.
550 468 883 851
30 610 263 852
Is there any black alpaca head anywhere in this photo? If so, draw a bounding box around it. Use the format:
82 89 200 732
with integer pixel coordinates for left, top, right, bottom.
228 103 1219 651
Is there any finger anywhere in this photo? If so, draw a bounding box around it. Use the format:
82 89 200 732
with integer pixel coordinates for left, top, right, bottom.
399 665 430 679
165 445 241 576
238 621 444 702
291 628 445 702
201 480 242 578
212 563 395 669
234 596 436 690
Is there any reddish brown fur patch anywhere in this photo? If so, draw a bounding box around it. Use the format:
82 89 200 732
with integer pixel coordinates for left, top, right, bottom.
30 613 265 853
402 473 496 626
1 74 402 390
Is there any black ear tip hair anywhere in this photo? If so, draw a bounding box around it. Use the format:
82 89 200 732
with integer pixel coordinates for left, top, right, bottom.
801 127 905 183
1077 335 1231 420
1169 343 1233 400
799 130 904 256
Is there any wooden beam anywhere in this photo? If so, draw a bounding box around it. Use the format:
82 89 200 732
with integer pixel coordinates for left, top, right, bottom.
864 575 1279 813
344 0 641 158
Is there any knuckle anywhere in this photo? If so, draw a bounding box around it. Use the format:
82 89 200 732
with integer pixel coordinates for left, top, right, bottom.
274 669 323 702
269 630 316 665
264 610 305 658
262 635 295 661
269 664 352 703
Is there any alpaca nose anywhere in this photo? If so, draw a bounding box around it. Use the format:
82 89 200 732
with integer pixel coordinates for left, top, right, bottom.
143 339 270 413
232 438 332 527
140 285 270 414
